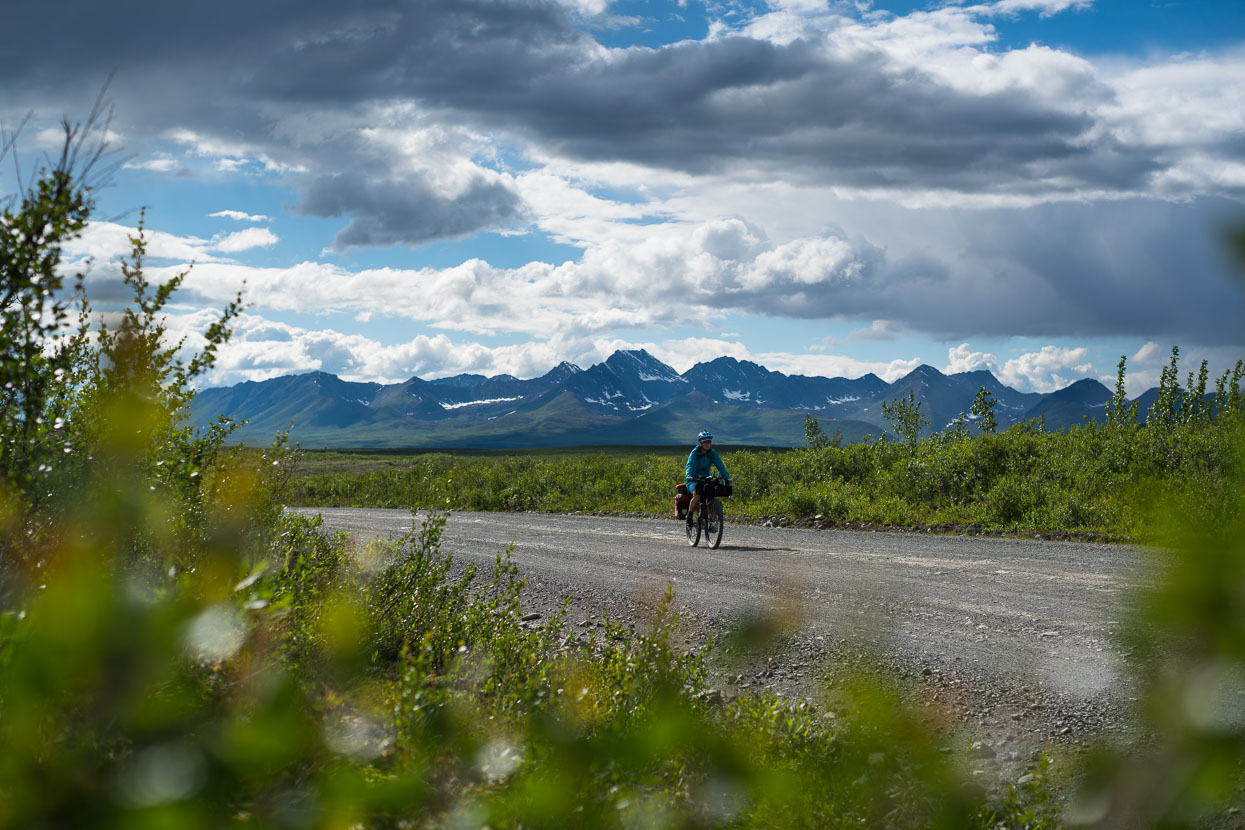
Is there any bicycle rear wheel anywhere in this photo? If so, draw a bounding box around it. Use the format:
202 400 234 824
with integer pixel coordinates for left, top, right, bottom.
686 507 701 546
705 499 724 548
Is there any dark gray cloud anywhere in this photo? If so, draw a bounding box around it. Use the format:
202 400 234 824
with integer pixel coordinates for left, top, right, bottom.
501 36 1156 195
719 198 1245 346
0 0 1202 201
0 1 588 123
0 1 588 248
295 171 526 250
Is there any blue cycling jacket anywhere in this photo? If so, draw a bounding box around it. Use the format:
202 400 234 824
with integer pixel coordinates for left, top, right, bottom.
685 445 729 491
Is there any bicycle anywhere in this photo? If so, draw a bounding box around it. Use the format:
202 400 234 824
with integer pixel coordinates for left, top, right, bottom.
686 475 731 549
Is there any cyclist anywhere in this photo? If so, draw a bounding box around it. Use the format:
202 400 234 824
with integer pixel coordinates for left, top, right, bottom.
686 430 730 528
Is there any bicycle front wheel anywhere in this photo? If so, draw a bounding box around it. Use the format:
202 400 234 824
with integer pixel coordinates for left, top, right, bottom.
705 499 724 549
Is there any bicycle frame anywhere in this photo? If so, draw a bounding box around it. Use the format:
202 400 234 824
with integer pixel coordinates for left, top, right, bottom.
686 476 726 549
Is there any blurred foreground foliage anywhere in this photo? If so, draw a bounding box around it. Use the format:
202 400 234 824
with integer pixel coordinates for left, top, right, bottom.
290 350 1244 542
1 119 1243 827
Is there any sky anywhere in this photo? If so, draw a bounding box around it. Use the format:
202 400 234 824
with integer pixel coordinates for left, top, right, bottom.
2 0 1244 395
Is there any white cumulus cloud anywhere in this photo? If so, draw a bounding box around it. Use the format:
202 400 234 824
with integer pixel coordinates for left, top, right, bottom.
210 210 270 222
999 346 1092 393
213 227 279 253
1132 341 1161 364
945 343 1098 393
123 155 179 172
945 343 1000 374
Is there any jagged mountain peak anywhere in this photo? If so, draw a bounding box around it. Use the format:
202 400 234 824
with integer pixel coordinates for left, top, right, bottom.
701 355 765 369
304 371 342 384
905 364 945 380
603 349 684 382
1020 377 1112 429
691 355 773 378
430 373 490 388
955 368 1001 384
532 361 583 386
609 349 655 364
1045 377 1111 402
297 371 382 394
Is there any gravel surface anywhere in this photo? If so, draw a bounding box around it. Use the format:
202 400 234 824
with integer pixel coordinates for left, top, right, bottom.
292 506 1154 785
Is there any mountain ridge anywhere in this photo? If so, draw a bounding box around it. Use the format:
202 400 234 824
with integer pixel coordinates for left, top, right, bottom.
188 351 1147 448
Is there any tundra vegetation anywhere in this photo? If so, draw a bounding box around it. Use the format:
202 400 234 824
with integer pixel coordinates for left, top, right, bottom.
1 119 1243 827
291 350 1244 543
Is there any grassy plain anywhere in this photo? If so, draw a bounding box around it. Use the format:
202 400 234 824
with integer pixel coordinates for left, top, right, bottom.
293 444 785 474
285 411 1242 542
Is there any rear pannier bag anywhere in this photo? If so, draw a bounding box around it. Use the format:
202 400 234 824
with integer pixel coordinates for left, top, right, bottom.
674 483 691 519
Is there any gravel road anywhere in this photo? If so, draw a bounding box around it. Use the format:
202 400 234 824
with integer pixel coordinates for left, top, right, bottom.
292 506 1153 780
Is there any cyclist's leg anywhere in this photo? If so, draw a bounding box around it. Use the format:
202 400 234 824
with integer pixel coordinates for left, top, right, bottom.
686 483 700 524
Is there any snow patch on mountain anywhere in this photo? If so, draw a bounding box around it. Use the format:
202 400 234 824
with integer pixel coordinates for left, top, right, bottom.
584 390 627 407
439 397 522 410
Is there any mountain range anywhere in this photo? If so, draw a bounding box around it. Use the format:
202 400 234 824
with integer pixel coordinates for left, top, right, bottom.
188 350 1135 448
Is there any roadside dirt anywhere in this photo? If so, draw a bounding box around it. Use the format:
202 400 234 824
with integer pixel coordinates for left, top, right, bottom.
292 506 1153 790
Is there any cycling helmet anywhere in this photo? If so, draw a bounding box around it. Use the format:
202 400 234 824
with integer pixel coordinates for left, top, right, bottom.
697 431 713 442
